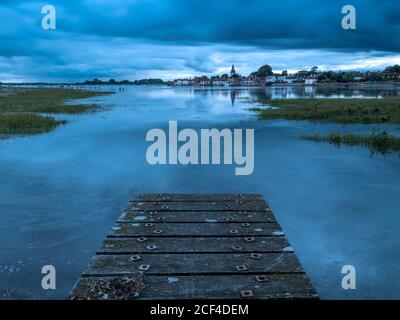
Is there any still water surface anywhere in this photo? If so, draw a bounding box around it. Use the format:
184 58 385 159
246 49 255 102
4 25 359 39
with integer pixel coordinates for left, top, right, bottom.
0 85 399 299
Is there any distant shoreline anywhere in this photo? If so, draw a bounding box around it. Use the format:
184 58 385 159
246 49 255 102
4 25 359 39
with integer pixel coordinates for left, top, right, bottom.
1 81 400 88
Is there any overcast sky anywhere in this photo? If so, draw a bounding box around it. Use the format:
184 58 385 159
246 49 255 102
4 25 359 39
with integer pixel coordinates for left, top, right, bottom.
1 0 400 82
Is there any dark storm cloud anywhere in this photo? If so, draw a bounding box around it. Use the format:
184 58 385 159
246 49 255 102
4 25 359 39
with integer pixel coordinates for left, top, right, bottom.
1 0 400 81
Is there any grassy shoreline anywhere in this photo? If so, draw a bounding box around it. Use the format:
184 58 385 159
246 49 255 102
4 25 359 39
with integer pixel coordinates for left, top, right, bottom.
0 88 111 135
252 98 400 124
253 98 400 154
301 130 400 155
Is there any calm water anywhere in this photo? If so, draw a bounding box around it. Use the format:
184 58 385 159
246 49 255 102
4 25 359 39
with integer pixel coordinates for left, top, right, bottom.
1 85 400 299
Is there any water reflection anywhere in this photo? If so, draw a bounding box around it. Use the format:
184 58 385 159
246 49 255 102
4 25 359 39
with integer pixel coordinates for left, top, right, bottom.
0 85 400 300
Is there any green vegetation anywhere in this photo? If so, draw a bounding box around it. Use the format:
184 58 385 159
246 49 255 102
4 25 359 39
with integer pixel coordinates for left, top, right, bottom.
0 113 67 135
253 98 400 124
0 88 111 135
301 130 400 155
250 64 273 77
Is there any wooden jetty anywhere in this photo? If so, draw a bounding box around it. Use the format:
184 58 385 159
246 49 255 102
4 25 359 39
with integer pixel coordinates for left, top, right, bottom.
70 194 318 300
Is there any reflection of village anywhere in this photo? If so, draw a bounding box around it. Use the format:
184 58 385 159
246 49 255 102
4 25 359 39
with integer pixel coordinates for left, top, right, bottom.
176 84 395 106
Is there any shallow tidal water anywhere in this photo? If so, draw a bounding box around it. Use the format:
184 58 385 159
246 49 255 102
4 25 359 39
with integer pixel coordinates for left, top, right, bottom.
0 85 400 299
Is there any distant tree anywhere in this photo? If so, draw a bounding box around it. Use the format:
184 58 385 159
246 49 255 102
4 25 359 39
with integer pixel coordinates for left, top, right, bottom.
250 64 273 77
384 65 400 73
108 79 117 84
296 70 311 78
221 74 229 79
310 66 318 75
281 70 288 76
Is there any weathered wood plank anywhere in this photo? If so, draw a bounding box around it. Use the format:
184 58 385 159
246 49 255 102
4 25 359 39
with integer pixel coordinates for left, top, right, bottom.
128 201 267 211
69 194 318 300
83 253 304 276
72 274 318 300
119 210 275 223
98 237 290 254
109 222 281 238
134 194 264 202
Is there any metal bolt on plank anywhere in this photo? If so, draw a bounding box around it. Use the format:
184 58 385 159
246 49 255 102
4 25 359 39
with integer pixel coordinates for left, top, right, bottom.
232 245 242 251
146 244 157 250
236 265 248 271
137 237 147 242
230 230 239 234
256 275 268 282
145 223 154 227
250 253 262 260
129 255 141 262
244 237 255 243
153 229 163 234
240 290 253 298
242 223 250 227
139 264 150 271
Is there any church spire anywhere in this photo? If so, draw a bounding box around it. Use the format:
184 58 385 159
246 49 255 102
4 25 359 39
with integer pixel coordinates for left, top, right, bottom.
230 64 236 77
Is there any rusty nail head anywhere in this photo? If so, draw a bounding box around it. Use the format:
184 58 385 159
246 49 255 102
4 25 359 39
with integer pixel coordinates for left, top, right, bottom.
153 229 163 234
236 265 248 271
240 290 253 298
232 245 242 251
137 237 147 242
256 275 268 282
230 230 239 234
250 253 262 260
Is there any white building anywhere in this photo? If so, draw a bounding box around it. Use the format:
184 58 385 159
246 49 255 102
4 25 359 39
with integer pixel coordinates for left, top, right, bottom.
305 77 317 85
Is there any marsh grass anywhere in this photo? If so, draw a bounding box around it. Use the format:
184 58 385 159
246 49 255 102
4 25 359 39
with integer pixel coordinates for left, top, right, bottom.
253 98 400 124
301 130 400 155
0 113 67 134
0 88 111 135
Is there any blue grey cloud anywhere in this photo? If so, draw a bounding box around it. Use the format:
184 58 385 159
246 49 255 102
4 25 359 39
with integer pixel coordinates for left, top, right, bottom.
1 0 400 81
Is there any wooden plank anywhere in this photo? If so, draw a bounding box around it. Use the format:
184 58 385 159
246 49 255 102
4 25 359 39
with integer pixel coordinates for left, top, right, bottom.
109 222 281 238
135 194 264 202
98 237 290 254
119 210 275 223
70 194 318 300
71 274 318 300
128 201 267 211
83 253 304 276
